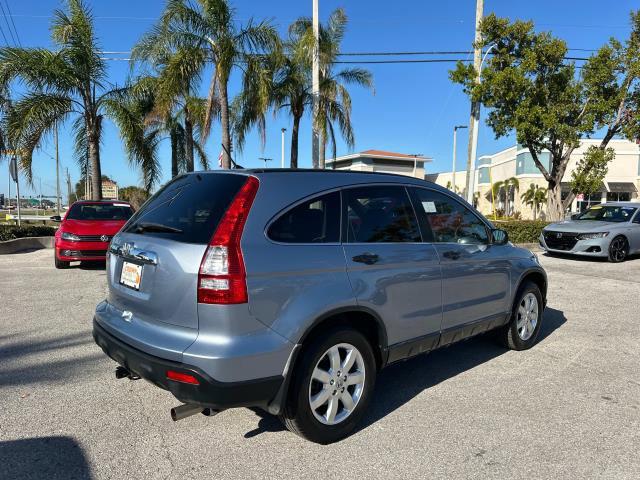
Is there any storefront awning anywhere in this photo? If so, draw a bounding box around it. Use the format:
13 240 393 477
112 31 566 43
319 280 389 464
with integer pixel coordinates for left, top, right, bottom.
560 182 606 192
606 182 638 193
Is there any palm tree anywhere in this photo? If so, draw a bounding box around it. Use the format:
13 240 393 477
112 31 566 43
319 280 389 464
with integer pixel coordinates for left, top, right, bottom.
491 180 504 215
134 0 279 170
521 184 547 220
290 8 373 169
0 0 119 199
106 76 209 190
504 176 520 217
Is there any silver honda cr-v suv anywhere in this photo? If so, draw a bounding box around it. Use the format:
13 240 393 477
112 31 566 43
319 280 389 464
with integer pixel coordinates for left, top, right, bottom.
93 170 547 444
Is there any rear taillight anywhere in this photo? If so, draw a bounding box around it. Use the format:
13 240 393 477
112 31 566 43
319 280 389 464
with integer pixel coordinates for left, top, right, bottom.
197 176 259 304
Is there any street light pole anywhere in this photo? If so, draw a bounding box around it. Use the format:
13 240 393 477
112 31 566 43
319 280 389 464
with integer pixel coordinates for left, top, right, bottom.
452 125 467 195
281 128 286 168
464 0 484 204
311 0 320 169
55 121 61 215
258 157 273 169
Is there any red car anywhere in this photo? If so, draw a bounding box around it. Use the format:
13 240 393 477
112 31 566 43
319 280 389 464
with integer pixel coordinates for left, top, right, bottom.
54 200 134 269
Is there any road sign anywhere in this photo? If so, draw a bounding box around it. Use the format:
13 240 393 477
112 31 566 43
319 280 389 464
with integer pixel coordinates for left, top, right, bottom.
9 157 18 182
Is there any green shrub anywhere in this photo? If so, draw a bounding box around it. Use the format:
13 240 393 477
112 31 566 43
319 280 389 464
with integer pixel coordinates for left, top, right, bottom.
492 220 550 244
0 225 57 242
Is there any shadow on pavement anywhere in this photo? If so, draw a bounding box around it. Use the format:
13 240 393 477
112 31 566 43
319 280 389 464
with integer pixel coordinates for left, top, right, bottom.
245 307 567 439
357 307 566 432
0 332 93 363
0 436 92 480
76 261 106 271
0 332 106 387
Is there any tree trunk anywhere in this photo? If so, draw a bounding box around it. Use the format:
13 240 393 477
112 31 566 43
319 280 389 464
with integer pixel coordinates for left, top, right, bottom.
319 129 326 169
290 114 301 169
87 121 102 201
546 181 564 221
219 78 232 170
185 115 194 172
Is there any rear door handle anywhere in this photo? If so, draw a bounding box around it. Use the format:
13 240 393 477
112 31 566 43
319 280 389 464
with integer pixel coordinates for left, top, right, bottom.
442 250 461 260
352 253 380 265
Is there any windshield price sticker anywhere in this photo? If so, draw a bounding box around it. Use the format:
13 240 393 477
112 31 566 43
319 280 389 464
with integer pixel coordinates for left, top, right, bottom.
422 201 437 213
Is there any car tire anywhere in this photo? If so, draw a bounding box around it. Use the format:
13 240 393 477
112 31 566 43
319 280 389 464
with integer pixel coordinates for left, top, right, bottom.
54 254 69 269
607 235 628 263
497 281 544 351
279 327 377 444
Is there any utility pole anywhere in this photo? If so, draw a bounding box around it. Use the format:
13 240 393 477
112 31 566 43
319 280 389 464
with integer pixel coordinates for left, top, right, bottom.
311 0 320 169
452 125 467 195
464 0 484 204
66 168 73 205
9 157 21 226
281 128 286 168
55 122 61 215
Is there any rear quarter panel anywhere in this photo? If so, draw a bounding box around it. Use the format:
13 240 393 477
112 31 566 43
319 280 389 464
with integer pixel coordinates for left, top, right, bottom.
242 175 361 343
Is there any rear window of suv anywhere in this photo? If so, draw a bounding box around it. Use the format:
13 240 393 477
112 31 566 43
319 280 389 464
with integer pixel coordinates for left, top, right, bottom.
122 173 248 244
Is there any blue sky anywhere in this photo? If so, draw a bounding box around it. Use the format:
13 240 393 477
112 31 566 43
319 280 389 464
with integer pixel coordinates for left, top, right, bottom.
0 0 637 200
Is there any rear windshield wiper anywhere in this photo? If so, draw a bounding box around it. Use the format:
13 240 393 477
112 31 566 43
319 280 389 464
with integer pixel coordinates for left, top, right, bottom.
134 222 183 234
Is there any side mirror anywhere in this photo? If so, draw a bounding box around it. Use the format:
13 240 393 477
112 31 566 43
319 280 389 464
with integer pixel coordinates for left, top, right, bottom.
50 215 62 222
491 228 509 245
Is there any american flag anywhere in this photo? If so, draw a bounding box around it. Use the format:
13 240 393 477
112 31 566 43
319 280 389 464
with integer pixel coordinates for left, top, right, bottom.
218 150 223 168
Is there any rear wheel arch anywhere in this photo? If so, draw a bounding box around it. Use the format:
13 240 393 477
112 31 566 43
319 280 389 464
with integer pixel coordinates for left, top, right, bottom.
297 307 388 369
267 307 387 416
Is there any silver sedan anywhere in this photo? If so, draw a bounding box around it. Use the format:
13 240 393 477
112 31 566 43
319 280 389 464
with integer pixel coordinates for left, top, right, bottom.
539 202 640 262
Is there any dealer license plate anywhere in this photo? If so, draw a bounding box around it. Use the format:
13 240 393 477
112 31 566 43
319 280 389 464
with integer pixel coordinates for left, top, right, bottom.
120 261 143 290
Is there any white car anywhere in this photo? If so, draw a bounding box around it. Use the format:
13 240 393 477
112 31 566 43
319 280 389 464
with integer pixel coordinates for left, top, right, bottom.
540 202 640 262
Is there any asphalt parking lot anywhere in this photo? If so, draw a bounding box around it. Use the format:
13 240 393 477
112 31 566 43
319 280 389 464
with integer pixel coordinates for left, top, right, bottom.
1 249 639 480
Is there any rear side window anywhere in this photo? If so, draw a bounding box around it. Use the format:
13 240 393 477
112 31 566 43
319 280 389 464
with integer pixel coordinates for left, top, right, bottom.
344 186 421 243
66 203 133 221
268 191 340 243
122 173 248 244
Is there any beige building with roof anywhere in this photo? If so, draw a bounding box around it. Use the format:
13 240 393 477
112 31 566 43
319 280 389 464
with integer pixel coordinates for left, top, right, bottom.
427 139 640 220
327 150 431 179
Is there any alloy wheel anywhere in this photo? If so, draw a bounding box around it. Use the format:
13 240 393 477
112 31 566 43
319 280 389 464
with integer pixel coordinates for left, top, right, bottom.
308 343 366 425
516 292 539 341
609 237 628 262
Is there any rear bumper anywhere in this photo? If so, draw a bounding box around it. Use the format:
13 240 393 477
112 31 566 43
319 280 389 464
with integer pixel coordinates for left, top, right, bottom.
93 319 283 410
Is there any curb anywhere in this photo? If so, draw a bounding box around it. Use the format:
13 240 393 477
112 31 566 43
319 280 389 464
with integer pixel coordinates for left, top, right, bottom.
0 236 55 254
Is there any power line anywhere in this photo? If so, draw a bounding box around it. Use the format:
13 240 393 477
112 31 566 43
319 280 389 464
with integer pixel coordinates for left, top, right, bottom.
3 0 22 47
0 13 9 45
0 1 17 47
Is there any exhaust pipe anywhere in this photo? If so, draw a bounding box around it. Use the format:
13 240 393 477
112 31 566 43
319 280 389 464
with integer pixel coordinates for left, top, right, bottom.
171 404 205 421
170 404 220 421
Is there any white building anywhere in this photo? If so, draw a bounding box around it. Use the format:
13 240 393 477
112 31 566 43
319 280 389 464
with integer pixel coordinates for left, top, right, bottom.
427 139 640 219
327 150 431 179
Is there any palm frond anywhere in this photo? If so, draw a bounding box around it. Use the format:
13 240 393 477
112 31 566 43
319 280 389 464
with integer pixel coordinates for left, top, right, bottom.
7 93 73 183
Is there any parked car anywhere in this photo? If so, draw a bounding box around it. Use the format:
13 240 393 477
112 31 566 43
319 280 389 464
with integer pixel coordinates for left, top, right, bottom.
53 200 134 268
540 202 640 262
93 171 547 444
